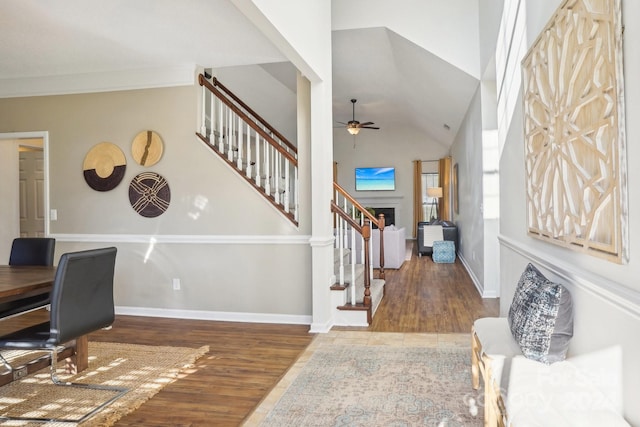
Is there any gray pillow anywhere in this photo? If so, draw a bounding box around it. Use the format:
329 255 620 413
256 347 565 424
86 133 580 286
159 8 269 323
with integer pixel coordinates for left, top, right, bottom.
508 263 573 364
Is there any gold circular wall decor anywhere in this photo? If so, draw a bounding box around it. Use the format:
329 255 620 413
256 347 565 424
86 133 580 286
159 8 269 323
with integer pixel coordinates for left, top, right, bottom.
128 172 171 218
82 142 127 191
131 130 164 167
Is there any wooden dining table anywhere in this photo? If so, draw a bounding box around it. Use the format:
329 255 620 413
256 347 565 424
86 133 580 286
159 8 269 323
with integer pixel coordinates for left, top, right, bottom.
0 265 88 385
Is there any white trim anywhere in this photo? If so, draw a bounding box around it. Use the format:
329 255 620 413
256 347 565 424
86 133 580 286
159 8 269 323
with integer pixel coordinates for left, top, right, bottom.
0 65 196 98
309 236 334 247
309 319 333 333
499 235 640 319
50 233 311 245
115 305 312 326
0 131 50 236
458 252 499 298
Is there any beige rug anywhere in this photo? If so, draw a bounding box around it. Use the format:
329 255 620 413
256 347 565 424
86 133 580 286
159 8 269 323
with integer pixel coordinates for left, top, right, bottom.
0 342 208 426
243 331 482 426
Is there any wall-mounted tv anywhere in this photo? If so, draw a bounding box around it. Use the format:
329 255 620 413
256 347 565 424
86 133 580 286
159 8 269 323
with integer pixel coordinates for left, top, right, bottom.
355 167 396 191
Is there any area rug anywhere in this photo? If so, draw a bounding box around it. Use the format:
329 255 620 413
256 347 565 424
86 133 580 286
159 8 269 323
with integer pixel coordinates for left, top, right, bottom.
243 331 482 426
0 342 208 426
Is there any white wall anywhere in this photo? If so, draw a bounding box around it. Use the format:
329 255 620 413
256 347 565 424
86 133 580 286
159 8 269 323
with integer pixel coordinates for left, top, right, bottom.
332 0 481 78
450 88 487 293
499 0 640 423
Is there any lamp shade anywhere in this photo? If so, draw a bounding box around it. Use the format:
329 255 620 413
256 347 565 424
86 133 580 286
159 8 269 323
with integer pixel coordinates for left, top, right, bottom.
347 125 360 135
427 187 443 198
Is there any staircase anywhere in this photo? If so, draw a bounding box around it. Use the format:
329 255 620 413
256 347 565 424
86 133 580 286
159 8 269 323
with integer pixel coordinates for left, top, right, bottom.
331 247 386 326
196 74 385 325
331 183 387 325
195 73 298 225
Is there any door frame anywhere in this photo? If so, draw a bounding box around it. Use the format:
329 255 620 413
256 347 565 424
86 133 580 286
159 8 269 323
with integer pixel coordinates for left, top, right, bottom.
0 131 50 237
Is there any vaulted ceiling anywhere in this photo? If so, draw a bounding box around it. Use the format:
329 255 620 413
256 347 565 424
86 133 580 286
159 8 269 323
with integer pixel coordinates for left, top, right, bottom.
0 0 492 149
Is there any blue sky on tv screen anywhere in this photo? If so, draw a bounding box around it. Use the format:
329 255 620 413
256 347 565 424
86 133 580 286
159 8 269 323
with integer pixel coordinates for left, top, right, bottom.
355 167 395 191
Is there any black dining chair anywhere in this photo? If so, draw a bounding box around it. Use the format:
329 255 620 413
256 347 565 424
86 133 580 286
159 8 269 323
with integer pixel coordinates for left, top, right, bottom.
0 246 128 424
1 237 56 319
9 237 55 266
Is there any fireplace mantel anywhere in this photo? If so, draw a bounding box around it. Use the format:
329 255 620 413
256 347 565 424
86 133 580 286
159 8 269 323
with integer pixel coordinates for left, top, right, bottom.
356 196 404 228
355 195 403 207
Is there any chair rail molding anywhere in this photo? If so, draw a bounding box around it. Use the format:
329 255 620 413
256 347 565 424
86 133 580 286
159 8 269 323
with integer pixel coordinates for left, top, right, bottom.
498 235 640 318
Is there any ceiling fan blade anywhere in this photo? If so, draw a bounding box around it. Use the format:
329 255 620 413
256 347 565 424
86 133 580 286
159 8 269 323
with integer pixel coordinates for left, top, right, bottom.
358 122 375 127
336 121 348 125
361 126 380 130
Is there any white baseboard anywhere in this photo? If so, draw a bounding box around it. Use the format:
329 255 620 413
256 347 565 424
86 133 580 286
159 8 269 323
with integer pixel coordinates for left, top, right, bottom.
457 252 499 298
115 306 312 326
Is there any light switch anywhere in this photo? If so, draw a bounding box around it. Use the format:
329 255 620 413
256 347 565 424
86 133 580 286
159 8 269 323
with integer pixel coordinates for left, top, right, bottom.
50 209 58 221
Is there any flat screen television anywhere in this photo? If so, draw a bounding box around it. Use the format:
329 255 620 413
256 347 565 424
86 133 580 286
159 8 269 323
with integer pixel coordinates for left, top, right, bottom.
355 167 395 191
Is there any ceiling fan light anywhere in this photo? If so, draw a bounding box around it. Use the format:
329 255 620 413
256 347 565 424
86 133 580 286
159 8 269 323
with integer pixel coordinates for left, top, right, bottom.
347 126 360 135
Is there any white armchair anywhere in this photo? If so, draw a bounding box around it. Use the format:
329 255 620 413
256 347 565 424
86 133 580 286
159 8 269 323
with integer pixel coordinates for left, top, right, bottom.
372 226 406 269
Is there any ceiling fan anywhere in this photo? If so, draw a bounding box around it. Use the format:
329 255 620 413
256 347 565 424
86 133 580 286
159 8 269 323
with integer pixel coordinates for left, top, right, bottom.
338 99 380 135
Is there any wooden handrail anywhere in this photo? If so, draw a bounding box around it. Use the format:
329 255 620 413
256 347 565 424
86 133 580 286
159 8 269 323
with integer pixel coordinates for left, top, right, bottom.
207 75 298 155
198 74 298 166
212 76 297 154
331 201 363 233
333 182 380 228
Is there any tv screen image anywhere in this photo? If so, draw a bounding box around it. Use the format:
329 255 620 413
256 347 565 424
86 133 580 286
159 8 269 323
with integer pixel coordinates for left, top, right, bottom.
355 167 395 191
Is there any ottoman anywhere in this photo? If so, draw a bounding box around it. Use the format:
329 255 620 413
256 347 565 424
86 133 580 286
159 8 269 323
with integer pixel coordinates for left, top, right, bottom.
432 240 455 263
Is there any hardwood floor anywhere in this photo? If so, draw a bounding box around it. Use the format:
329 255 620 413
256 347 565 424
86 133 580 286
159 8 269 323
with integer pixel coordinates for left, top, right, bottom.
369 244 499 332
0 241 498 426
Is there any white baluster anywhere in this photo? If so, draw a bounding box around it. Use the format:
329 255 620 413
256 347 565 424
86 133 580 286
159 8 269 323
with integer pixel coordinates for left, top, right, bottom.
255 137 261 188
338 216 345 286
208 90 215 142
217 100 224 152
283 162 290 213
236 115 243 169
274 152 281 204
227 111 234 161
200 85 207 136
246 122 252 179
293 167 299 221
264 143 271 196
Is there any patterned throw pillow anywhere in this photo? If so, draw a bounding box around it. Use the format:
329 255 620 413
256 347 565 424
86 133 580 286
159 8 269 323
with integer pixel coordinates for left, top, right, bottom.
508 263 573 364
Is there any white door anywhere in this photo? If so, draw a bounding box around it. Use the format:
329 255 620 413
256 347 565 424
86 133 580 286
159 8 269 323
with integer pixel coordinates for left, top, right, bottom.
19 148 45 237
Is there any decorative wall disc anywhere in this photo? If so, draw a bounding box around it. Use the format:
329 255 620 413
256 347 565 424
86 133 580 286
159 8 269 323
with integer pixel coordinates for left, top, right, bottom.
131 130 164 167
128 172 171 218
83 142 126 191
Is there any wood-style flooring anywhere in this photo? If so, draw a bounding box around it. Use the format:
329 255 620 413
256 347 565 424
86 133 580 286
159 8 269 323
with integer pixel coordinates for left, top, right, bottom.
0 242 498 426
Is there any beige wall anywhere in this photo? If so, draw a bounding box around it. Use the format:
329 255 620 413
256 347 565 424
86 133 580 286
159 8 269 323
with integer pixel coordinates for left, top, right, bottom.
0 83 312 321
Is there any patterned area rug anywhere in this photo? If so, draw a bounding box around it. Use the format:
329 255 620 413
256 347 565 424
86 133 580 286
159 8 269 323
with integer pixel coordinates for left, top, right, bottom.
0 342 208 426
244 332 482 427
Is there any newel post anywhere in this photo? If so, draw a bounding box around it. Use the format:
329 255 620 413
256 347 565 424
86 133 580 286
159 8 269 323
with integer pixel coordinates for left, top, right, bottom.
362 219 372 323
377 213 385 280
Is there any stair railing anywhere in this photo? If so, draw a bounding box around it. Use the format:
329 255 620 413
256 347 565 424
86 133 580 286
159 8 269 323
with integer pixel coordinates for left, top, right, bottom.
196 74 298 225
331 202 372 314
333 182 385 282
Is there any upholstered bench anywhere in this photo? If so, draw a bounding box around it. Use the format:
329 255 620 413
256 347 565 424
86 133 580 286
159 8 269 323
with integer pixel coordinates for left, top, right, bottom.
472 264 630 426
506 353 630 427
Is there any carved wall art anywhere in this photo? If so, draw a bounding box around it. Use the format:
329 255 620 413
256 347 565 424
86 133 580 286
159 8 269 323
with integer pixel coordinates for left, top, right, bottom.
521 0 627 263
